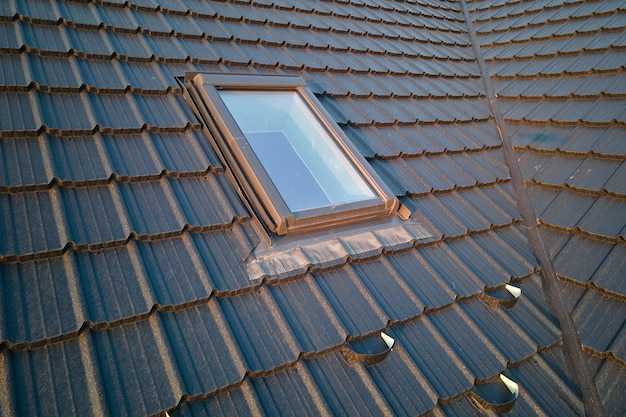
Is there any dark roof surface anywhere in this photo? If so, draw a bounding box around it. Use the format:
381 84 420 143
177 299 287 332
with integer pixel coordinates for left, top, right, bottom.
0 0 624 416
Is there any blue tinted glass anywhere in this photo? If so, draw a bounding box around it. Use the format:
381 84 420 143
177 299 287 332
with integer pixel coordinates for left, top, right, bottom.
219 90 376 212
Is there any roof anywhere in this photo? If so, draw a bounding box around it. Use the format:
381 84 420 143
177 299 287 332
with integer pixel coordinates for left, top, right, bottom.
0 0 624 416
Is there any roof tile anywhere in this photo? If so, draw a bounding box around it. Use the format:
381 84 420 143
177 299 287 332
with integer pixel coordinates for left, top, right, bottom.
314 267 387 336
386 249 457 309
0 190 66 257
268 277 346 353
217 289 300 373
393 316 474 400
1 254 83 343
6 337 110 417
304 352 392 415
573 287 626 360
76 244 155 324
92 318 183 417
160 302 247 396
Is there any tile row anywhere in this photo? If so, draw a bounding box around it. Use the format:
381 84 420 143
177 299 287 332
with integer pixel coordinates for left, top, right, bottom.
0 90 195 134
402 184 522 238
345 120 502 158
9 0 466 31
181 342 593 416
0 89 493 135
469 0 621 24
0 224 538 345
1 17 475 63
473 1 624 38
0 129 220 189
321 95 492 126
540 227 626 297
509 124 626 157
499 97 626 125
0 173 248 258
528 185 626 239
481 29 626 61
516 149 626 196
492 72 626 99
487 49 626 77
372 147 511 196
0 51 484 97
0 273 559 417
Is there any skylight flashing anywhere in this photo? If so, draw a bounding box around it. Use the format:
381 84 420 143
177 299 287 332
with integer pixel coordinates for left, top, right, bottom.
247 214 432 280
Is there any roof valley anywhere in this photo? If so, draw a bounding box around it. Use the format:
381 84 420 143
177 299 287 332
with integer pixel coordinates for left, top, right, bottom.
459 1 605 416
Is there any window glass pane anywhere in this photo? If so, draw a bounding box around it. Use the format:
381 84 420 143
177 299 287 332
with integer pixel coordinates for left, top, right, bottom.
219 90 376 212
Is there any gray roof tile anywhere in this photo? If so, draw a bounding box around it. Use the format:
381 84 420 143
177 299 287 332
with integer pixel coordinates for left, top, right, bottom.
6 337 110 417
592 242 626 296
554 232 616 283
351 259 425 322
314 267 387 336
76 245 156 324
0 190 66 257
218 289 301 373
394 317 474 400
0 254 82 343
572 287 626 360
268 277 346 353
60 185 131 246
429 303 507 380
160 303 247 395
0 136 52 188
595 356 626 417
92 319 183 417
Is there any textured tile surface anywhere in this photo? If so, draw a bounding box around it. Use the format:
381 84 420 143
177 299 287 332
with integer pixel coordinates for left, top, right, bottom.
1 1 624 416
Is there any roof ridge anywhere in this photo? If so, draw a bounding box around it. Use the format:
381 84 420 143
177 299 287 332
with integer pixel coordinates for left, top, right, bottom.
460 1 606 416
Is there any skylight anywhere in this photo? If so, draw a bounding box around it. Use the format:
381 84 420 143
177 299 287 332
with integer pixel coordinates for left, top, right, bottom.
183 73 398 237
219 90 376 212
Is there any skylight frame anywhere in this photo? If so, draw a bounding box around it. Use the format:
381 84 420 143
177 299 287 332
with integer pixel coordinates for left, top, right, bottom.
185 72 398 236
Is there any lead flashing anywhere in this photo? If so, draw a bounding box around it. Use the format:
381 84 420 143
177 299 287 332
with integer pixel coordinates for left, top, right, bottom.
247 218 432 280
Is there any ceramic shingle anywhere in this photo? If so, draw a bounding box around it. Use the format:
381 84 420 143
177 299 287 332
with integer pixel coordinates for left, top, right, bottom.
1 1 624 416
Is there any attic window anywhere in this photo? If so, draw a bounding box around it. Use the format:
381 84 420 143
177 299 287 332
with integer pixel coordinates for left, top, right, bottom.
184 73 398 236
